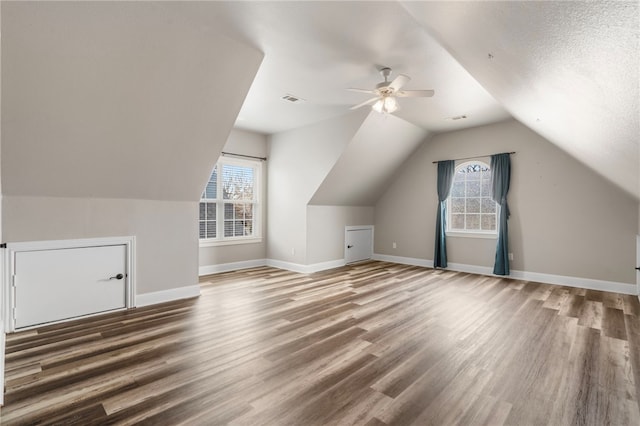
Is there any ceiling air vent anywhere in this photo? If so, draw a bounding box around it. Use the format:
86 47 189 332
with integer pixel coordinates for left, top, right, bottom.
447 115 467 121
281 94 305 103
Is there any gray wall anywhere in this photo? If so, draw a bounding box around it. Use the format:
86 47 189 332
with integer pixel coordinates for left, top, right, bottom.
375 119 638 286
199 129 268 267
268 111 428 267
1 2 263 295
267 111 367 264
305 113 429 265
310 112 428 206
2 197 197 294
1 2 262 202
307 206 374 264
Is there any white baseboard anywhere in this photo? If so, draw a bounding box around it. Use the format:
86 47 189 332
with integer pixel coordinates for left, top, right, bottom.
198 253 638 296
136 285 201 307
447 262 493 276
199 259 267 276
264 258 308 274
306 259 346 273
372 253 433 268
265 258 346 274
508 269 637 295
199 258 346 276
373 253 637 296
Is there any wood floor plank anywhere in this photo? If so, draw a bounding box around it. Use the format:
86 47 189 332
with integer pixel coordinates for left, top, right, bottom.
579 299 604 330
603 307 628 340
410 365 494 425
2 261 640 425
559 294 586 318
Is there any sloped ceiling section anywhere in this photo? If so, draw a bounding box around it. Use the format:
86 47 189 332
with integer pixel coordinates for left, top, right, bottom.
402 1 640 199
158 1 511 135
1 2 263 201
310 112 429 206
269 109 370 208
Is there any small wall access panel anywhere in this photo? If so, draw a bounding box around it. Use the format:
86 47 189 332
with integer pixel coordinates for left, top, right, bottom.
4 237 135 331
345 226 374 264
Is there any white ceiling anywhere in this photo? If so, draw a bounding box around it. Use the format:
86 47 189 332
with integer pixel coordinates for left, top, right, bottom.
159 1 510 135
401 0 639 198
160 1 638 199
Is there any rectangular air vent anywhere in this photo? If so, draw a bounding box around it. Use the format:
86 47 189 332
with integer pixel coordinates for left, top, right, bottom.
447 115 468 121
281 94 305 103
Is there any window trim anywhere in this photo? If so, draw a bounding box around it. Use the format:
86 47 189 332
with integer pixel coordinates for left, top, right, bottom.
446 231 497 239
199 156 262 247
446 160 498 238
199 236 263 247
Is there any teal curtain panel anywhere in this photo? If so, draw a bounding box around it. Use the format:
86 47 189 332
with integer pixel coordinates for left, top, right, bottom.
490 153 511 275
434 160 455 268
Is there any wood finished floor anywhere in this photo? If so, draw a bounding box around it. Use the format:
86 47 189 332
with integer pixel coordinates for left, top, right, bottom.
2 261 640 425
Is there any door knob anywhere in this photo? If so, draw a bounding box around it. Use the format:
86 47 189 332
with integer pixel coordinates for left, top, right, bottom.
109 273 124 280
347 245 353 249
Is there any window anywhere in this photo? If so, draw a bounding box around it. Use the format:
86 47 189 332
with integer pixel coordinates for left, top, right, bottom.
199 157 261 244
447 161 497 235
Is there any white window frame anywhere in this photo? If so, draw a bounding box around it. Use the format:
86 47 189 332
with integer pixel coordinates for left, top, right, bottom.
446 160 498 239
199 156 262 247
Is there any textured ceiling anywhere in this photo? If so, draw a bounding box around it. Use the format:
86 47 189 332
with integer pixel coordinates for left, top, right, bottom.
163 0 639 199
5 1 637 201
401 1 640 199
159 1 510 135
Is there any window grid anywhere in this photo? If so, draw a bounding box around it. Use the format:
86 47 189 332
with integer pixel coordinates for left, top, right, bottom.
448 162 497 233
199 160 259 241
199 201 217 239
224 202 254 238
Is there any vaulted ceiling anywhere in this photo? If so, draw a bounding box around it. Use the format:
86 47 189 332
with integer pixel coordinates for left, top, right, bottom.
2 2 263 201
163 1 638 199
400 1 639 199
4 1 639 200
160 1 511 134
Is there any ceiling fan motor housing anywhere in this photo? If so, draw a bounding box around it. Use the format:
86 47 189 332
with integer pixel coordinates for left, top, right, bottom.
376 85 394 95
348 66 433 113
378 67 393 90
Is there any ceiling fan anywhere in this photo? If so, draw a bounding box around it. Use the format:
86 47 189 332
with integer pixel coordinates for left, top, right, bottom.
348 67 434 114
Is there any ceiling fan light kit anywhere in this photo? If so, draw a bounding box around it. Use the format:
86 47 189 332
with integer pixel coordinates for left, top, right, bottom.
372 96 398 114
348 67 434 115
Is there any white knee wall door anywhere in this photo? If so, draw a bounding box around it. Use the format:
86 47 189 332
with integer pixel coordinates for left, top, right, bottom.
4 237 135 331
345 226 374 264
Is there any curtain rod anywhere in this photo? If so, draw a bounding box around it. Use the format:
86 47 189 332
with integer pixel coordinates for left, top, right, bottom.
221 151 267 161
432 151 515 164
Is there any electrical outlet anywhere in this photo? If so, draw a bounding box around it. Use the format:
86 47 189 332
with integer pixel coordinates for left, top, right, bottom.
392 242 397 249
508 252 514 261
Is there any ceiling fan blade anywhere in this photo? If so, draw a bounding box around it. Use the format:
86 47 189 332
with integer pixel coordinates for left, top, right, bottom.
388 74 410 91
350 97 379 110
396 89 435 98
347 88 376 94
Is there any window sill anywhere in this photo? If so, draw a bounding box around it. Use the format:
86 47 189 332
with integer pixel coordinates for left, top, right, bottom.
446 231 497 239
199 237 263 248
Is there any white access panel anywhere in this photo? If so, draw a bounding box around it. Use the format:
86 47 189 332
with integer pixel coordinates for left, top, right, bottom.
13 245 127 329
345 226 373 264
